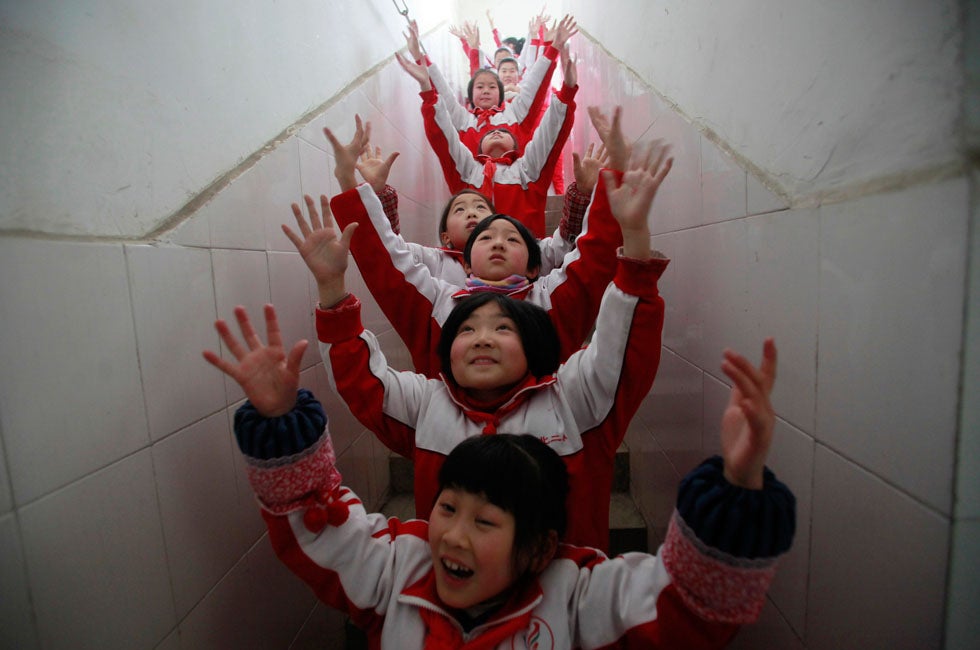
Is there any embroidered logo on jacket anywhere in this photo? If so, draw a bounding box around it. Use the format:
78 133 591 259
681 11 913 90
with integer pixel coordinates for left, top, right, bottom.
514 617 555 649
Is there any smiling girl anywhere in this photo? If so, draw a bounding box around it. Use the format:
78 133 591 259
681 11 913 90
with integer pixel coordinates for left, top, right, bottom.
204 304 795 648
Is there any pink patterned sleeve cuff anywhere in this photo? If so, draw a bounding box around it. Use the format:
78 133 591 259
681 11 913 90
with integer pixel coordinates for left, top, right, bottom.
661 510 777 624
245 433 343 515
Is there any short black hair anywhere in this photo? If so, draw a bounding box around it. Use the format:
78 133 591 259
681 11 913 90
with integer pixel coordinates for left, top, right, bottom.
463 214 541 275
437 292 560 382
502 36 525 55
438 433 569 563
466 69 505 108
496 56 520 71
438 190 494 241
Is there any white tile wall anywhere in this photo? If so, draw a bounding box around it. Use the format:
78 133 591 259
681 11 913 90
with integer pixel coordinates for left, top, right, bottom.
763 419 815 637
817 178 967 513
0 435 12 515
728 599 806 650
945 518 980 648
0 514 40 649
126 244 225 441
744 208 819 432
806 445 949 650
151 411 243 618
18 450 175 649
0 239 149 505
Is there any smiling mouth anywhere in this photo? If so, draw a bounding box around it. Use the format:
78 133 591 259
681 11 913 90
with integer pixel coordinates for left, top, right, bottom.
442 558 474 579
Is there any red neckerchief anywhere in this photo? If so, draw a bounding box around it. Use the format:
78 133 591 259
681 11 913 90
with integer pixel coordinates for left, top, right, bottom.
474 150 519 166
472 104 505 128
437 247 465 263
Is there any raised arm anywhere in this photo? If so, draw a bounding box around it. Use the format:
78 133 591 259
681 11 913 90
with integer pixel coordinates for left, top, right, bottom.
560 142 608 242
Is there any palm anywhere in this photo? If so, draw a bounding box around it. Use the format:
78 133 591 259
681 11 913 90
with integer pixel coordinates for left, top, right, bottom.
282 195 353 286
233 345 297 415
203 305 307 418
717 340 778 489
296 222 349 282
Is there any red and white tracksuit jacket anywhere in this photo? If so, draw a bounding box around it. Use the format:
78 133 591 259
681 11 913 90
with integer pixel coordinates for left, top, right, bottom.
330 178 624 380
316 255 667 552
422 78 575 238
235 402 795 649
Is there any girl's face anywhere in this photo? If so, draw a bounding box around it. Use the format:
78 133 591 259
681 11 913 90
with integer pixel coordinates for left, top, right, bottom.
471 72 501 110
442 194 492 249
449 302 529 401
465 219 535 281
429 487 517 609
479 129 517 158
497 62 520 87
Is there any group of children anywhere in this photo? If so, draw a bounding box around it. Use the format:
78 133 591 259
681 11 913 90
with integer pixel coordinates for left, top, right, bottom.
202 12 796 649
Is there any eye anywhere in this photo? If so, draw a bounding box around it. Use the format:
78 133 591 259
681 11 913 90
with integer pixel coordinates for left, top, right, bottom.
438 501 456 515
475 517 497 528
457 324 474 335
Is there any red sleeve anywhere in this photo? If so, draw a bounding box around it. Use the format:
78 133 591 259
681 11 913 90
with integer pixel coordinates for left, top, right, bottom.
468 46 480 76
315 300 420 459
329 185 450 378
544 170 625 361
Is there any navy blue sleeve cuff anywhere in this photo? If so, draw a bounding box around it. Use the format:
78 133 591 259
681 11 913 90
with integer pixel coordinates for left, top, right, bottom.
677 456 796 558
233 389 327 460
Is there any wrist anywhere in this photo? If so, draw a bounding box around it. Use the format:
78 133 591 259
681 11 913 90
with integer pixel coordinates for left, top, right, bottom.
335 169 357 192
723 466 765 491
317 278 347 308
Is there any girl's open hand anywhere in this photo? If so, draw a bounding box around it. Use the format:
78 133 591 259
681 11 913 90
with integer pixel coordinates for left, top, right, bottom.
396 52 432 91
282 194 357 299
720 339 778 489
203 305 306 418
323 115 370 192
